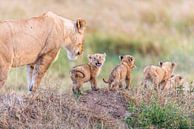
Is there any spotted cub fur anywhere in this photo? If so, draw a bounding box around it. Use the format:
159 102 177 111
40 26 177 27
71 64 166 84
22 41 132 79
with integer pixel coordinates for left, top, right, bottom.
70 53 106 94
103 55 135 90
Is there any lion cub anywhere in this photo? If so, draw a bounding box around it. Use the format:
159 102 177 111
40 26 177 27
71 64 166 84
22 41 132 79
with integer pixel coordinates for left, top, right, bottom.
142 61 176 90
165 74 184 90
165 75 193 94
70 53 106 94
103 55 135 90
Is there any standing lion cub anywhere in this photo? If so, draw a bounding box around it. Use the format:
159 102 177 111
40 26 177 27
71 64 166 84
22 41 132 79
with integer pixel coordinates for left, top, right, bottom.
70 53 106 94
142 61 176 90
103 55 135 90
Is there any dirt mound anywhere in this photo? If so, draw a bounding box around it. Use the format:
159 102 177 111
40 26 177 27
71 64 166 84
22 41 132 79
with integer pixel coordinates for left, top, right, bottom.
80 89 129 119
0 89 131 129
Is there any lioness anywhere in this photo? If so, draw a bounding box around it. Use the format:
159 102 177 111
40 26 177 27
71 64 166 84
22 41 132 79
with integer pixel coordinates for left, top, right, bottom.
70 53 106 94
0 11 86 92
142 62 176 90
103 55 135 90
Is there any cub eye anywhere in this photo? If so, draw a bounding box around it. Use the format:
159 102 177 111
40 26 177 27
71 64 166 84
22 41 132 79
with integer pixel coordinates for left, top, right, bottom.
128 57 133 62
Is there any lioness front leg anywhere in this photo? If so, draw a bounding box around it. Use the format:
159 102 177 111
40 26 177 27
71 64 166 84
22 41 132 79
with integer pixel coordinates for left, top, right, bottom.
26 64 34 90
29 50 59 92
0 65 11 88
90 78 99 91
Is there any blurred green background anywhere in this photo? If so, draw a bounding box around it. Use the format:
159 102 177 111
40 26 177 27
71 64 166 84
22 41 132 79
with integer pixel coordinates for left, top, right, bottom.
0 0 194 93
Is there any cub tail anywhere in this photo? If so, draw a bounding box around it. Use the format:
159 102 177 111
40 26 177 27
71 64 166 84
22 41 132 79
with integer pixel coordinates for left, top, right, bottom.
103 78 109 83
70 69 85 78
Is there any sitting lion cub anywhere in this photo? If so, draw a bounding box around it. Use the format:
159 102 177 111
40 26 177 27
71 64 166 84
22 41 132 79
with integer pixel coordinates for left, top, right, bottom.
70 53 106 94
103 55 135 90
165 75 193 94
142 61 176 90
164 74 184 90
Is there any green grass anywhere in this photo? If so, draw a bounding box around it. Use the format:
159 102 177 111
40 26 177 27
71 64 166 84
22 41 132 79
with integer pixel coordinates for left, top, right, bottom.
125 100 191 129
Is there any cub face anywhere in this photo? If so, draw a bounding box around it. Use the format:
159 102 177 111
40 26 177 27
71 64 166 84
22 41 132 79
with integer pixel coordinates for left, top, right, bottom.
159 61 176 72
88 53 106 67
170 74 184 86
120 55 135 68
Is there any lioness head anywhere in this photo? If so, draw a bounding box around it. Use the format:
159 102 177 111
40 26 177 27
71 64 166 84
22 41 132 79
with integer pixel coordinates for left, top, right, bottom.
159 61 176 72
88 53 106 67
65 18 86 60
120 55 135 68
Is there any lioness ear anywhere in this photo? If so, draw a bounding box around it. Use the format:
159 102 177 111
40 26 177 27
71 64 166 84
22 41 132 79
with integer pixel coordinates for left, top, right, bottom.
119 56 123 60
159 62 163 67
76 18 86 34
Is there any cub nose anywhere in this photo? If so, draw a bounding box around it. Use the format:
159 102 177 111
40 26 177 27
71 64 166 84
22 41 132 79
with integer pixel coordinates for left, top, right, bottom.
77 51 81 55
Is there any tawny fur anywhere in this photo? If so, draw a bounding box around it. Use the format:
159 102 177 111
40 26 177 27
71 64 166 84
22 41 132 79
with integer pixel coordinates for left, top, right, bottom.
103 55 135 90
0 11 86 92
142 62 176 90
70 53 106 94
164 74 184 90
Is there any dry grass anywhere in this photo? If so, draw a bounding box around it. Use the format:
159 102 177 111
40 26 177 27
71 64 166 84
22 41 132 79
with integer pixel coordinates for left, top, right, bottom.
0 86 193 129
0 88 130 129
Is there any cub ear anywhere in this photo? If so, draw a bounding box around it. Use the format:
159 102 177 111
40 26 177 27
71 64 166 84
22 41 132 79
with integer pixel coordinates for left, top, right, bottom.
159 62 163 67
129 56 134 62
172 62 176 67
88 54 92 59
119 56 123 60
76 18 86 34
170 75 174 78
